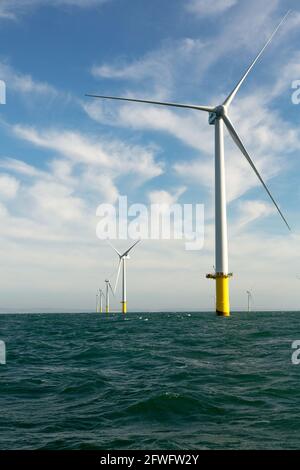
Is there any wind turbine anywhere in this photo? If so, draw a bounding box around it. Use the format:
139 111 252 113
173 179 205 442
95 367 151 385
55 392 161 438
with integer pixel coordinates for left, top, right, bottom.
96 292 99 313
109 240 141 314
86 12 291 316
99 288 105 313
246 290 253 313
105 279 114 313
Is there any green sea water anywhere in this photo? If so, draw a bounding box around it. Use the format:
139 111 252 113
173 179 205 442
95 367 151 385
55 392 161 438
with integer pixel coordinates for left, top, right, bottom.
0 311 300 450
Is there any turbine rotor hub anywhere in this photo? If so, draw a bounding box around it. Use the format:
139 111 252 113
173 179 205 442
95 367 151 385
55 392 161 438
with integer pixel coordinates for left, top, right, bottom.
214 105 226 117
208 104 227 126
209 105 226 125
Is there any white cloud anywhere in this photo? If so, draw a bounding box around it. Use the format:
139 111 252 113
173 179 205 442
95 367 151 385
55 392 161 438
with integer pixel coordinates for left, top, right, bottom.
186 0 237 16
91 48 172 82
90 38 204 98
14 125 109 166
29 180 85 222
267 49 300 100
0 62 58 97
174 158 213 193
148 187 186 206
0 157 48 179
0 166 87 242
80 168 119 203
13 125 164 185
0 125 165 262
84 100 213 153
234 199 276 229
0 174 19 199
49 159 75 186
0 0 110 21
97 39 199 80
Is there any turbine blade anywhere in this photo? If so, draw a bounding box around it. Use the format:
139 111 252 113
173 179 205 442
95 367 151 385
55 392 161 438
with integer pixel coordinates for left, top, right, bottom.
109 281 115 297
122 239 141 257
107 240 121 257
86 94 214 113
223 10 291 107
222 114 291 231
114 259 122 294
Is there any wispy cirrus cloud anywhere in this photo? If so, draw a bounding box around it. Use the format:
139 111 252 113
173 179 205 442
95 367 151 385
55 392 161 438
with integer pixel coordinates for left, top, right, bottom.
234 199 276 230
0 157 47 178
185 0 237 17
12 124 164 185
0 0 111 21
90 38 206 98
148 187 186 207
0 61 58 97
0 174 19 199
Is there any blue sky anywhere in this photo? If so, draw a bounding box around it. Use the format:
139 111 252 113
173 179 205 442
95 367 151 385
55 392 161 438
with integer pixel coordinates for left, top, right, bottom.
0 0 300 312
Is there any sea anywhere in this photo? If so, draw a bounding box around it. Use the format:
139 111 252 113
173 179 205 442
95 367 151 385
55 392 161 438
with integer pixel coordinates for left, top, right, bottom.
0 311 300 450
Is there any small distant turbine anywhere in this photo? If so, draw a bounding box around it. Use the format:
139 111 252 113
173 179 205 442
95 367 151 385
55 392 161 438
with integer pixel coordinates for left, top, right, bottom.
109 240 141 314
86 12 291 317
98 288 105 313
246 290 253 313
96 292 99 313
105 279 114 313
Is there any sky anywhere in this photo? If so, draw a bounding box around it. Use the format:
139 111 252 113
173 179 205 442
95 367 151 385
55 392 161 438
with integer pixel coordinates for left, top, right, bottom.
0 0 300 312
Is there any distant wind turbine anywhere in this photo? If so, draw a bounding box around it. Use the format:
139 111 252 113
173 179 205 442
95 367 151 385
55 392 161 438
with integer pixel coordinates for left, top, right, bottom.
99 288 104 313
105 279 114 313
109 240 141 314
96 292 99 313
246 290 253 313
87 11 291 316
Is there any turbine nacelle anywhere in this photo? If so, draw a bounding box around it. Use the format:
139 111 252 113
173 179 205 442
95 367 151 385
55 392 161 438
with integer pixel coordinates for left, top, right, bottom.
209 105 227 125
215 105 227 117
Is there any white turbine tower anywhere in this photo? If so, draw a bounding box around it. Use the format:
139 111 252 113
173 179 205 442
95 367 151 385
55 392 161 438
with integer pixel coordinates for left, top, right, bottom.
96 292 99 313
105 279 114 313
109 240 141 314
246 290 253 313
87 12 291 316
99 288 104 313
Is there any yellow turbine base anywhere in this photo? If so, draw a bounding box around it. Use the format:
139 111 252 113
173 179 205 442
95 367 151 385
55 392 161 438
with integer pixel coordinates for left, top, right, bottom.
216 276 230 317
122 302 127 314
106 307 109 313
